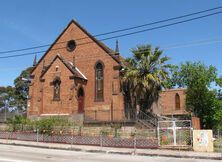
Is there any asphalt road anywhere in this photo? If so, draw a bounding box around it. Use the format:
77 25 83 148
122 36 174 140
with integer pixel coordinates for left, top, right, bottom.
0 144 219 162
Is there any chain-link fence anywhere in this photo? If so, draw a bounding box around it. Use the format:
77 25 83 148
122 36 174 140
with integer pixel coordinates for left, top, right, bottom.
0 125 158 149
157 120 192 149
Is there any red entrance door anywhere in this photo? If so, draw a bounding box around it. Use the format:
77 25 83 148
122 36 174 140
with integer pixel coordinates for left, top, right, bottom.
78 87 84 113
78 96 84 113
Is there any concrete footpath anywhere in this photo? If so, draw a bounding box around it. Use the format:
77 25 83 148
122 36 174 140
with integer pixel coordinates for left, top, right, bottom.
0 139 221 160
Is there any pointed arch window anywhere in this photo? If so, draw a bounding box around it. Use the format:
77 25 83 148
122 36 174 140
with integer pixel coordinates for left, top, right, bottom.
53 77 61 101
95 62 104 101
175 93 180 110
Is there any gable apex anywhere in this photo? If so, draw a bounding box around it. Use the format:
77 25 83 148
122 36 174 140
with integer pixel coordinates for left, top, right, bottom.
31 19 122 74
31 20 75 74
40 54 87 81
70 20 122 63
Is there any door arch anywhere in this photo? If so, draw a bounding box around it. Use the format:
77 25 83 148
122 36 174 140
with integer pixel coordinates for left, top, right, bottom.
77 87 84 113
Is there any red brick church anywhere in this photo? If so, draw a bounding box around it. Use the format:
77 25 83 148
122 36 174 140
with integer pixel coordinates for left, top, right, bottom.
27 20 188 122
27 20 125 122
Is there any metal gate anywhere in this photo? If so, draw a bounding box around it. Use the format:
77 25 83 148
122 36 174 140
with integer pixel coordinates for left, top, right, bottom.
157 120 192 148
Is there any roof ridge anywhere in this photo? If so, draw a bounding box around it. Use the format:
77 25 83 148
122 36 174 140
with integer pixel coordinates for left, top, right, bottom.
31 20 123 74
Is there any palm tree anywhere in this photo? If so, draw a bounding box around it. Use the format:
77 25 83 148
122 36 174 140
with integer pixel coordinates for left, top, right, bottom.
122 44 171 117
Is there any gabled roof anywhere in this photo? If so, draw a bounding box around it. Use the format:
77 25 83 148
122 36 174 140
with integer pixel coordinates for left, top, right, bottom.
69 20 122 64
32 20 123 74
40 54 87 81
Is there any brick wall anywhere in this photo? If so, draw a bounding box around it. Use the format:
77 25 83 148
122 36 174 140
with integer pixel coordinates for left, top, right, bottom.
28 21 124 120
160 88 188 116
152 88 188 116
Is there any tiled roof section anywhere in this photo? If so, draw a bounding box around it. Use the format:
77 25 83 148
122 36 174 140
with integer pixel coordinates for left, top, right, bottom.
40 54 87 81
31 19 124 74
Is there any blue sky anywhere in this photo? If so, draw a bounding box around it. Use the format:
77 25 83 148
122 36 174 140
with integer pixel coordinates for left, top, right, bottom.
0 0 222 86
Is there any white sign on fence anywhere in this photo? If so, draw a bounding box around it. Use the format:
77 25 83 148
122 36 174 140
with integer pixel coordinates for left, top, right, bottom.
193 130 213 152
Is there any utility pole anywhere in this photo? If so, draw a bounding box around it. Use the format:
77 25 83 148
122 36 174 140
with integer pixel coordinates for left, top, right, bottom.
0 93 8 122
4 105 6 122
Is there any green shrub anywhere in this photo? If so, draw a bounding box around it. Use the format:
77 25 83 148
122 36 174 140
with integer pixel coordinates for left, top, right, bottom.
100 128 109 137
214 138 222 152
36 116 71 134
6 116 72 134
6 115 31 131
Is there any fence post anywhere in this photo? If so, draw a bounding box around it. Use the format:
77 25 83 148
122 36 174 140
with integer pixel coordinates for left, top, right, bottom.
219 139 222 158
71 127 74 149
100 133 103 150
190 121 193 149
7 131 10 143
157 122 160 146
133 129 137 155
36 128 39 144
173 121 177 146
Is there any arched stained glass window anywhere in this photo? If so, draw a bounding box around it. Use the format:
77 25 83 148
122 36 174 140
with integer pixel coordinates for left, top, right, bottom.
53 77 61 100
95 62 104 101
175 93 180 110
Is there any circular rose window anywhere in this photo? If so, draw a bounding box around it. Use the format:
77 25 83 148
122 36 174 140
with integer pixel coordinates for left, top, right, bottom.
67 40 76 52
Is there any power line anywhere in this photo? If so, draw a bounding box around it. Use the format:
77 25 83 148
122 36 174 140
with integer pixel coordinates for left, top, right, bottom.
99 11 222 41
132 38 222 53
94 6 222 37
164 38 222 50
0 6 222 55
0 10 221 59
1 37 222 70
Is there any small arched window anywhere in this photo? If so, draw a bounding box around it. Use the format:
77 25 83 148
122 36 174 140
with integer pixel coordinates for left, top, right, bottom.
175 93 180 110
53 77 61 101
95 62 104 101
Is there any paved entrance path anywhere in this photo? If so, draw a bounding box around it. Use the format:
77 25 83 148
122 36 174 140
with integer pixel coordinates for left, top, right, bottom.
0 139 221 160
